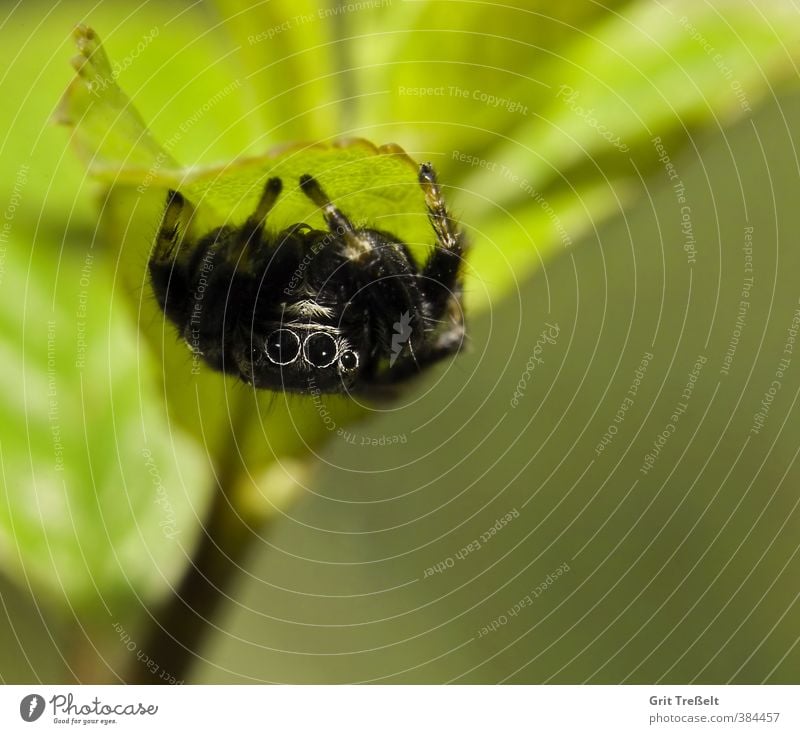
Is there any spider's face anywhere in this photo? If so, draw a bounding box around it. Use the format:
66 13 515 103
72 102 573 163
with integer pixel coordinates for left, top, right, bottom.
235 323 362 393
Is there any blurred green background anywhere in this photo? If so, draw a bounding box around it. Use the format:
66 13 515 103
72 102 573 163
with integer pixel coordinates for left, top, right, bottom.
1 0 799 683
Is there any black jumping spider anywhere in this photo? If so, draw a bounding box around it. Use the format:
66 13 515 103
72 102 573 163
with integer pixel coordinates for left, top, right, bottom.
148 163 466 394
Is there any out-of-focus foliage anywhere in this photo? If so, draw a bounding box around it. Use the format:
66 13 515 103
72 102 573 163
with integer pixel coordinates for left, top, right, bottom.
1 0 799 682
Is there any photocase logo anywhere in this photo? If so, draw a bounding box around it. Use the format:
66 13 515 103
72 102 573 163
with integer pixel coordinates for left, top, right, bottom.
19 694 45 723
389 311 413 366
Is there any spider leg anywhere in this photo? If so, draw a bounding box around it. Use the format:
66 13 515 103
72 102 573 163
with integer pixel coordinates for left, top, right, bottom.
149 190 196 325
418 162 467 319
415 162 468 373
419 163 461 252
235 176 284 266
364 292 466 391
252 176 283 223
152 190 192 262
360 328 465 391
299 174 373 260
357 165 467 391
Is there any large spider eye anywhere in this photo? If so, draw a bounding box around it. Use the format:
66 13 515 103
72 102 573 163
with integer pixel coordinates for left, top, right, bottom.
339 350 359 372
303 332 338 368
265 329 300 365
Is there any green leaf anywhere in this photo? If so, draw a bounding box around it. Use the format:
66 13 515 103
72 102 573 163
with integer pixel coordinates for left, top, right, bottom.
209 0 343 140
345 0 636 156
56 25 180 172
336 0 800 291
464 0 799 212
0 3 255 618
57 26 430 243
0 232 210 613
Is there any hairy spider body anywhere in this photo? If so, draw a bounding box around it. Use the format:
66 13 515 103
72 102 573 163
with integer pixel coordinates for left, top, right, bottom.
148 163 466 394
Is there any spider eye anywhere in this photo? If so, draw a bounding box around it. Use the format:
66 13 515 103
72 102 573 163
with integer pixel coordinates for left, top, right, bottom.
339 350 359 372
265 329 300 365
303 332 338 368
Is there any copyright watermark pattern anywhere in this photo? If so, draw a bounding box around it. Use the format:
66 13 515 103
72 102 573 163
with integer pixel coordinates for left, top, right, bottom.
248 0 392 44
137 79 243 193
719 226 754 376
423 508 519 578
141 448 180 540
452 151 573 248
4 0 798 695
678 14 752 113
0 163 29 286
640 355 707 475
114 622 183 685
510 322 560 407
399 85 529 115
476 562 571 638
556 85 630 152
653 136 697 265
87 27 160 96
750 296 800 436
595 352 653 456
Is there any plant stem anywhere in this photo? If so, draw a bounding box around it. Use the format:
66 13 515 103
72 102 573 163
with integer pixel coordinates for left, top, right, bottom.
124 458 261 685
